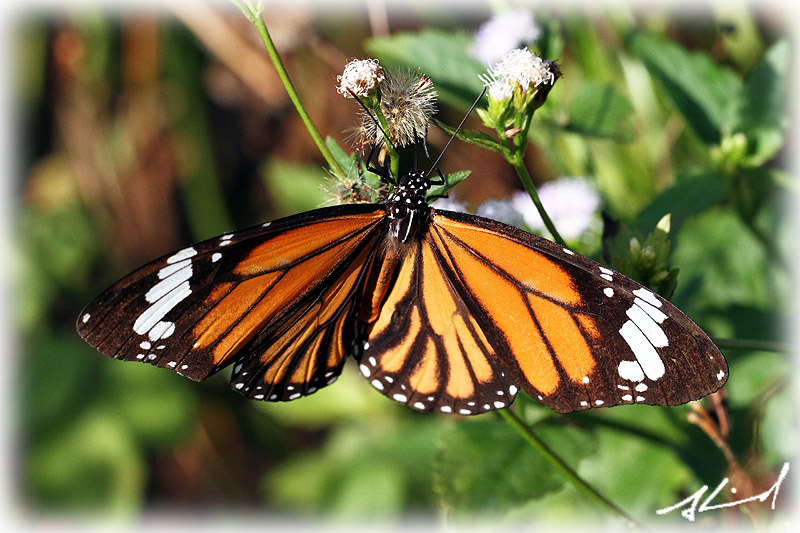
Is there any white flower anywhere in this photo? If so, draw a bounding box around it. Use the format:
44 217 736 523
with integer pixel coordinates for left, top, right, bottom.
473 9 541 64
431 196 468 213
486 76 514 102
492 49 554 92
511 177 602 240
337 58 385 98
476 199 524 228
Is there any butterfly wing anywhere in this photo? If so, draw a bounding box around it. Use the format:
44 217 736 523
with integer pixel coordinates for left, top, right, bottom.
77 204 387 399
425 209 727 414
356 230 520 415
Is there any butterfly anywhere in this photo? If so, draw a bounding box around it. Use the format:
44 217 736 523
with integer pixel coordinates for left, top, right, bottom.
76 161 728 415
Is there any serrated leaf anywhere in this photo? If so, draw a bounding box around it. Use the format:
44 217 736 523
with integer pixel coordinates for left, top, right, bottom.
427 170 470 200
564 82 635 141
738 40 790 163
367 29 486 110
433 419 591 516
630 33 743 145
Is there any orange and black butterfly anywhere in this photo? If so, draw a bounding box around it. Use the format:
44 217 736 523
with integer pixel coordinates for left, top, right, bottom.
76 160 727 415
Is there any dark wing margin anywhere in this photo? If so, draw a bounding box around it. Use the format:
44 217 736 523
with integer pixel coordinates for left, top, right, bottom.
428 209 727 414
77 204 387 400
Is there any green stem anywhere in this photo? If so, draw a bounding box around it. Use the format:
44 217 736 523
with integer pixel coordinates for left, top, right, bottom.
244 5 344 177
713 337 792 354
497 409 641 530
508 154 567 247
374 110 401 182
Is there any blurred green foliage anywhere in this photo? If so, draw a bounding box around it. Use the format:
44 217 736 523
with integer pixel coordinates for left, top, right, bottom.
14 3 791 529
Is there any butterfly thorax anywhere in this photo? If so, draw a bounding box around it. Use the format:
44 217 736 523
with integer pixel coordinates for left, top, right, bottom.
386 170 431 243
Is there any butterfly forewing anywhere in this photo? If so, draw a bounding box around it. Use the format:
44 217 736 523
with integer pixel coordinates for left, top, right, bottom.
77 204 387 392
429 210 727 413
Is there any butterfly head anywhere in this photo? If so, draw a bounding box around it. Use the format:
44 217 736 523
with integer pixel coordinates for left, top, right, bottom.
386 170 431 243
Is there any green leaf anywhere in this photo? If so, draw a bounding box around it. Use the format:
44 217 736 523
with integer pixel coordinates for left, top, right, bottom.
629 33 743 145
265 420 441 517
635 170 728 236
563 82 635 141
261 158 330 215
427 170 470 201
367 29 486 110
101 360 197 449
433 419 590 516
434 119 505 153
670 206 777 313
26 408 146 512
20 331 100 440
738 40 790 163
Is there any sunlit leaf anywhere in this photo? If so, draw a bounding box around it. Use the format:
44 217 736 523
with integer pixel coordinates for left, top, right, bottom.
630 33 743 145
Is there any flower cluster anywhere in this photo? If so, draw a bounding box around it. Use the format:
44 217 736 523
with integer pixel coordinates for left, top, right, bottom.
477 48 559 132
336 58 385 100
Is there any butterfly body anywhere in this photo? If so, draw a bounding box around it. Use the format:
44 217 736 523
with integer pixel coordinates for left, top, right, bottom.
78 172 727 415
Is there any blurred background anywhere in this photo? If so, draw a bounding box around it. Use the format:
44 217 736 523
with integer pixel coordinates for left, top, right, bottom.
10 0 793 528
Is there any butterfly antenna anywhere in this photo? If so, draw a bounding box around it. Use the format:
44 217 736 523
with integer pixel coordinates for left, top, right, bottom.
425 86 487 179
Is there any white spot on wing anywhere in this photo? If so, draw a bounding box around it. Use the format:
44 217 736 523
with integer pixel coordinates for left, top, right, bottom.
167 247 197 264
633 287 662 308
359 364 370 377
635 383 648 392
617 360 645 382
619 321 665 380
601 274 613 281
622 394 632 401
717 370 725 380
393 393 408 403
139 341 151 350
603 287 614 297
509 385 518 395
147 263 192 303
599 267 613 275
289 393 301 400
82 313 90 323
212 253 222 263
634 298 667 323
148 321 175 342
493 401 505 409
440 406 452 413
459 409 471 415
134 282 191 335
371 379 384 390
626 303 669 347
563 248 575 255
413 402 425 410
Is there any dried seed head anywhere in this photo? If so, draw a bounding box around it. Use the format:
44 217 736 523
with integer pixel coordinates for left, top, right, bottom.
359 70 438 149
337 58 385 98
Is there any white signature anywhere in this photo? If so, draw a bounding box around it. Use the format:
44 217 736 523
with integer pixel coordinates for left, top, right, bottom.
656 462 789 522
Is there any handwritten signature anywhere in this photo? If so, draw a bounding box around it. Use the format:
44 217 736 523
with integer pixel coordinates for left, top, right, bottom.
656 462 789 522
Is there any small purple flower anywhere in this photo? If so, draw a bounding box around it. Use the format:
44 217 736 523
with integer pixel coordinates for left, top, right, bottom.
511 177 601 240
476 199 524 228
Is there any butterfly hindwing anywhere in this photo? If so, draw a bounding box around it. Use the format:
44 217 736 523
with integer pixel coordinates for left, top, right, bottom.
357 236 519 415
429 209 727 413
77 204 387 396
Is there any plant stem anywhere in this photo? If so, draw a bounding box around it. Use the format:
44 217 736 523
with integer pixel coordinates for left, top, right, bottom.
246 9 344 177
497 409 641 530
508 154 567 247
374 110 401 181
